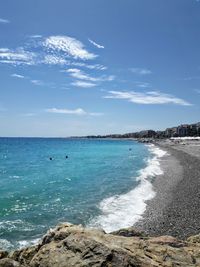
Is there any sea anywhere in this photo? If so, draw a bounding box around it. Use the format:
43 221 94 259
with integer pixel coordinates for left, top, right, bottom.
0 138 166 250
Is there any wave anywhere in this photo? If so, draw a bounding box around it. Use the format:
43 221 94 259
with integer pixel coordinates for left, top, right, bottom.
88 144 167 233
0 220 42 250
17 238 41 249
0 237 41 250
0 219 37 237
0 239 14 250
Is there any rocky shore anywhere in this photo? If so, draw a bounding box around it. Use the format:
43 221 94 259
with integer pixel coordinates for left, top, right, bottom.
1 222 200 267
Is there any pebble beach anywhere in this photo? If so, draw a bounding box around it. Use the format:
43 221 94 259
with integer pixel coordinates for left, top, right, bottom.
135 140 200 239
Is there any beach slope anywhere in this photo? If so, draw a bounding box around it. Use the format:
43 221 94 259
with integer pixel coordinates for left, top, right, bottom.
136 140 200 239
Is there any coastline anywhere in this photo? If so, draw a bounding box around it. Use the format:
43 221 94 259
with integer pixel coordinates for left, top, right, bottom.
87 142 166 232
135 140 200 239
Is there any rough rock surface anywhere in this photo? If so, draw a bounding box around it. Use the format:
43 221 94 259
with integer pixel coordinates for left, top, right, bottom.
1 222 200 266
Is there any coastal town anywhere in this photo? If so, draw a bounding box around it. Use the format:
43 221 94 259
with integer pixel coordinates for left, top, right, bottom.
86 122 200 139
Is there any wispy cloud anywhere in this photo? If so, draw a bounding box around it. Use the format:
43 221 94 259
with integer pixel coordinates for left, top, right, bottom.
29 35 42 38
104 90 192 106
70 62 107 70
11 74 53 87
130 68 152 75
11 73 25 79
66 68 114 83
11 72 52 87
135 81 151 88
0 35 110 88
43 35 97 60
195 89 200 94
67 68 99 82
0 18 10 24
0 48 35 65
0 35 108 71
88 38 104 49
43 55 68 65
46 107 103 116
71 81 97 88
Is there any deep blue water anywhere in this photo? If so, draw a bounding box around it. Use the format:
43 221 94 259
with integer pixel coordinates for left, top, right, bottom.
0 138 150 250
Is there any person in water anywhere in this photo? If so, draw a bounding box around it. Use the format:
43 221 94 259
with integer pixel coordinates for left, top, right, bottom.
49 156 68 160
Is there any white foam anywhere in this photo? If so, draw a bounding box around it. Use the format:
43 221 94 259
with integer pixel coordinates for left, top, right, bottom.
9 175 21 179
18 238 40 249
0 219 35 232
88 144 166 233
0 239 14 250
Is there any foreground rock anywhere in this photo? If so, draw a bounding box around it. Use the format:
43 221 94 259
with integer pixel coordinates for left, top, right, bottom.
1 223 200 267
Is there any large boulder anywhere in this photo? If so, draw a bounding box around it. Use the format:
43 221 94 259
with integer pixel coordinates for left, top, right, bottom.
0 258 21 267
1 223 200 266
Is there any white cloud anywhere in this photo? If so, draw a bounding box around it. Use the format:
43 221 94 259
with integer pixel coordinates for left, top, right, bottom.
66 68 114 83
46 107 86 115
70 62 107 70
0 48 35 65
135 81 151 88
89 112 104 116
106 75 115 81
88 38 104 49
43 55 68 65
11 74 25 79
30 35 42 38
130 68 152 75
0 18 10 24
45 107 103 116
0 48 10 52
104 90 192 106
67 68 99 82
0 36 107 70
71 80 97 88
43 35 97 60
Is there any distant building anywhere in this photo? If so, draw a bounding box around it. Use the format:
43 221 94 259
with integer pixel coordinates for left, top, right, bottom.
138 130 156 138
177 124 189 137
197 123 200 136
189 124 198 136
85 122 200 139
165 128 173 138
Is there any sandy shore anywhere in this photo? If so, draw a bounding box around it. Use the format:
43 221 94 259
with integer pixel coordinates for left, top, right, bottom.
135 140 200 239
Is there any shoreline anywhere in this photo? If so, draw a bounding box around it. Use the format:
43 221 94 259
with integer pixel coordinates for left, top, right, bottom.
135 140 200 239
87 143 161 232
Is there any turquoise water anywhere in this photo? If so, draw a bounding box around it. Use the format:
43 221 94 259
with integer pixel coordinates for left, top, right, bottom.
0 138 151 250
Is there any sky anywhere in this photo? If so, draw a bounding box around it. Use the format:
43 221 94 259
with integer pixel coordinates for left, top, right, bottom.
0 0 200 137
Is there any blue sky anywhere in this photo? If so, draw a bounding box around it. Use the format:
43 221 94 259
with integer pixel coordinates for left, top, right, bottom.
0 0 200 137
